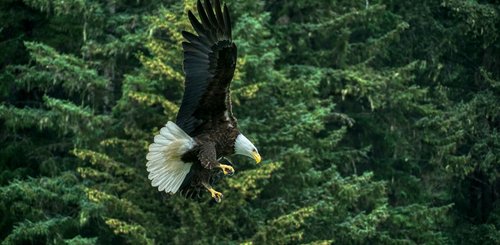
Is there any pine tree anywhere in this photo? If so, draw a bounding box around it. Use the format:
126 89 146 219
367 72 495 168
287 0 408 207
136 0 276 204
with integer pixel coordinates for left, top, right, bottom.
1 0 499 244
0 0 169 243
399 1 500 243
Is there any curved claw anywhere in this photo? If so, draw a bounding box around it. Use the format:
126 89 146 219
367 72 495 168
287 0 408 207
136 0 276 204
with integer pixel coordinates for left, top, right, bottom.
211 190 224 203
219 164 234 175
202 182 224 203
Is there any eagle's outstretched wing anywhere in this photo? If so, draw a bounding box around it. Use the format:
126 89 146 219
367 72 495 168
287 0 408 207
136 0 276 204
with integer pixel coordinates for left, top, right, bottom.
176 0 237 136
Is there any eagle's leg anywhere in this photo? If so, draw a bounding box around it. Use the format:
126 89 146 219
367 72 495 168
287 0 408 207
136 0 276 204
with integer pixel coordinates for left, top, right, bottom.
202 182 223 203
199 143 235 175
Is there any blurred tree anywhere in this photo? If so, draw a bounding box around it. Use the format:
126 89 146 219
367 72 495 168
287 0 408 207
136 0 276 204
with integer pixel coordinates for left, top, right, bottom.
0 0 498 244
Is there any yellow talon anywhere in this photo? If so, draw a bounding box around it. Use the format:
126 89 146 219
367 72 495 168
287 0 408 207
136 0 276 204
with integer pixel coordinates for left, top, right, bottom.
202 183 224 203
219 164 235 175
209 188 223 203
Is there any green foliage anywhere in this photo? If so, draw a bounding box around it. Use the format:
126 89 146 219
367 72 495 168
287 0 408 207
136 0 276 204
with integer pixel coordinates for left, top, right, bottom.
1 0 499 244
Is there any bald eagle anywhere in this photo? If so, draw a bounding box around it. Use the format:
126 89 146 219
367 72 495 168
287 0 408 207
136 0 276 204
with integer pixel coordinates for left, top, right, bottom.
146 0 261 203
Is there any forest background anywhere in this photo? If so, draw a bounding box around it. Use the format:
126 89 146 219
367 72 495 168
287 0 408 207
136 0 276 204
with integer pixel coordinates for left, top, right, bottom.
0 0 499 244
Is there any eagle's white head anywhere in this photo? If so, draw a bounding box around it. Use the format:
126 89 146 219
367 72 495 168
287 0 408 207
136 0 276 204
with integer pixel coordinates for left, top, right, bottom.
234 134 261 163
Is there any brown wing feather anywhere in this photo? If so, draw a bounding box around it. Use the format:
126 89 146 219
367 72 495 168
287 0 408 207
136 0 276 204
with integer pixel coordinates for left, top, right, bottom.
176 0 236 136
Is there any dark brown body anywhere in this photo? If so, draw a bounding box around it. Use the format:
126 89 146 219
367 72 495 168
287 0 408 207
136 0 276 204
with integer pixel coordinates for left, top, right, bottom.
178 120 239 197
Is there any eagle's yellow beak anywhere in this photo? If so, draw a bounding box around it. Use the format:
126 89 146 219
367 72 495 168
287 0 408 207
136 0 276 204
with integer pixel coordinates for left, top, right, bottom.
252 151 262 164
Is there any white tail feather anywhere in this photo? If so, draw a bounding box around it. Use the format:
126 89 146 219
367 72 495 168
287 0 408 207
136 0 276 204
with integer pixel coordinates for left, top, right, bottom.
146 121 195 194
